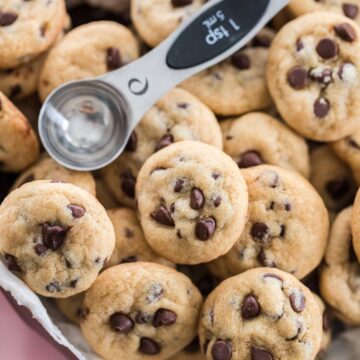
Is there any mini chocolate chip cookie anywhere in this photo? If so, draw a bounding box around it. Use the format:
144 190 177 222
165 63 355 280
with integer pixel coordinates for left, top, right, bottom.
0 92 39 172
321 207 360 324
38 20 140 101
312 293 332 359
181 29 275 116
267 12 360 141
0 0 67 68
310 146 356 212
131 0 203 47
288 0 360 27
55 292 85 325
81 262 203 360
0 181 115 298
12 155 96 195
331 128 360 184
209 165 329 280
199 268 322 360
136 141 248 264
220 112 310 178
101 87 222 208
104 208 174 268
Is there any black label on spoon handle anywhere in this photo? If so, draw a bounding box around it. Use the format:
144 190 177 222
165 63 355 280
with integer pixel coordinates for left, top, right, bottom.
167 0 270 69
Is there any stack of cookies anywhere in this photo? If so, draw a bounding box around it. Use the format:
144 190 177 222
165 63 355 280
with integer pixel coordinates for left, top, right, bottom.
2 0 360 359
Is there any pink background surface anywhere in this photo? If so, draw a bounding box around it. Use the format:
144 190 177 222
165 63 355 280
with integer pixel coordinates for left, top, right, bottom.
0 292 69 360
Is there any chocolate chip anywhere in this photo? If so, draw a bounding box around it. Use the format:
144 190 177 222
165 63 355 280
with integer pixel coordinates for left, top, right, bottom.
263 273 283 283
190 187 205 210
139 338 160 355
67 204 85 218
176 229 182 238
184 337 200 353
151 205 175 226
212 173 220 180
231 53 251 70
70 279 78 288
253 35 271 48
280 225 286 238
135 312 150 324
42 223 69 250
120 255 138 263
241 295 260 319
238 151 264 168
77 307 89 320
106 48 122 71
251 346 273 360
316 38 338 59
334 22 357 42
213 196 222 207
65 259 72 268
296 39 304 51
46 281 61 293
251 223 271 242
309 68 333 86
152 309 177 327
0 12 18 27
125 228 134 238
211 340 232 360
287 66 309 89
326 178 350 199
120 172 136 198
323 309 332 332
257 249 276 268
34 244 48 256
109 313 134 333
290 291 306 313
343 4 359 19
177 102 189 109
4 254 21 272
195 218 216 240
125 131 137 152
314 97 330 118
197 273 219 296
285 203 292 211
174 178 185 192
155 134 173 152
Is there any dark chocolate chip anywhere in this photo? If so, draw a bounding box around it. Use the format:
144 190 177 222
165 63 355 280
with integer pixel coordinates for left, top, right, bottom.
184 337 200 353
280 225 286 238
251 223 271 242
213 196 222 207
42 223 69 250
151 205 175 226
176 229 182 238
314 97 330 118
238 151 264 168
152 309 177 327
334 22 357 41
139 338 160 355
120 172 136 198
46 281 61 293
326 178 350 199
155 134 174 152
323 309 332 332
263 273 283 283
296 39 304 51
177 102 189 109
251 346 273 360
125 131 137 152
195 218 216 240
106 47 122 71
135 312 150 324
211 340 232 360
70 279 78 288
343 4 359 19
4 254 21 272
253 35 271 48
285 203 292 211
290 291 306 313
174 178 185 192
67 204 85 218
0 12 18 27
77 307 89 320
212 173 220 180
190 187 205 210
287 66 309 89
241 294 260 319
316 38 338 59
120 255 138 264
34 244 48 256
231 53 251 70
109 313 134 333
257 249 276 268
309 68 333 86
